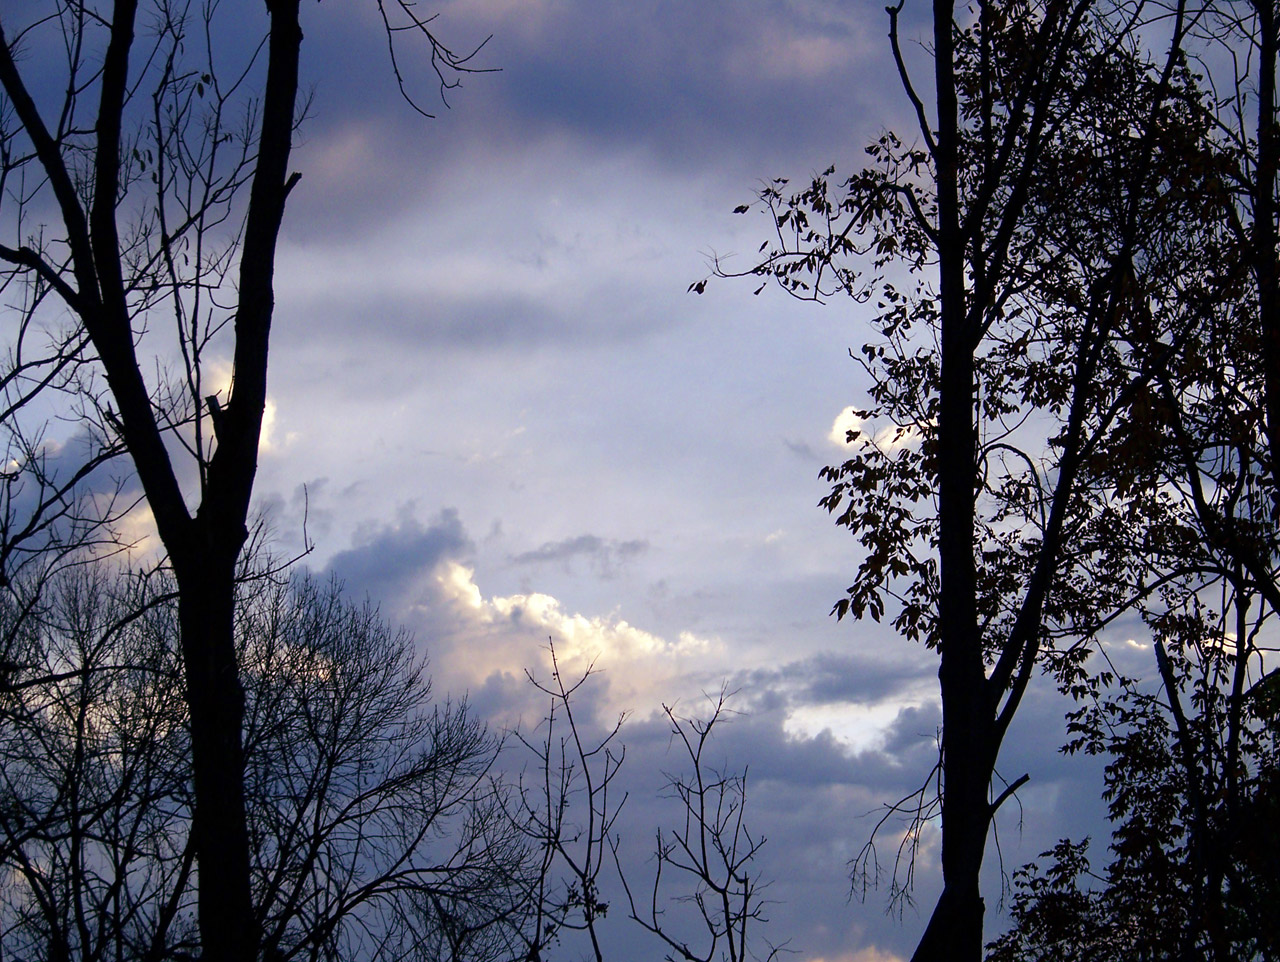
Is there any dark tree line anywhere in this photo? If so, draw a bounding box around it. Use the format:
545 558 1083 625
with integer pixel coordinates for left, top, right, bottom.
0 556 779 961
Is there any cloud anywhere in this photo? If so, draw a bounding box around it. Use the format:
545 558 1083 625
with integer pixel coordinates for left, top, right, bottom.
421 558 722 716
428 0 883 170
734 650 931 712
276 138 723 364
806 950 907 962
0 427 148 570
325 506 472 602
510 533 648 576
829 406 865 446
258 398 298 456
318 512 932 782
828 406 929 453
312 508 1101 960
786 437 821 460
550 683 934 961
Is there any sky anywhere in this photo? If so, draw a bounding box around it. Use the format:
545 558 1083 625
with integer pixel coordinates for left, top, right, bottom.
6 1 1157 959
244 2 1146 959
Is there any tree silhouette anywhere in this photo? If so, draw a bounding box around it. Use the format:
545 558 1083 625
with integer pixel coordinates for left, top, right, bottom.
0 559 529 962
0 4 487 958
708 0 1215 957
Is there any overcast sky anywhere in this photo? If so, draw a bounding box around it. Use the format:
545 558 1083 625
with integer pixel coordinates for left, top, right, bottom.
58 1 1155 958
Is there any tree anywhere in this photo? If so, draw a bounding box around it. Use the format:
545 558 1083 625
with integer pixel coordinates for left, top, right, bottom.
511 645 779 962
0 557 530 962
510 647 627 962
987 628 1280 961
611 694 785 962
0 558 194 961
987 1 1280 953
705 1 1210 957
0 4 486 958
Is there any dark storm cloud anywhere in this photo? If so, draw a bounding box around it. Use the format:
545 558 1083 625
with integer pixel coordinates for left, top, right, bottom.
325 506 471 602
511 534 609 564
879 701 941 758
585 684 1105 960
286 0 896 213
287 290 661 350
285 291 569 349
255 479 337 558
465 669 528 727
442 0 883 168
735 649 929 709
548 693 943 960
273 1 911 366
0 428 143 569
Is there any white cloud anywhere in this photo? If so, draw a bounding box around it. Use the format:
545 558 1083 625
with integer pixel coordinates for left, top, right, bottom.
829 406 864 446
830 406 931 453
423 560 722 716
259 398 298 455
116 501 160 561
783 701 926 755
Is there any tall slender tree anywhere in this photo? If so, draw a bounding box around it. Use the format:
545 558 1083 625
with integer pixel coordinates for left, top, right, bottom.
708 1 1207 957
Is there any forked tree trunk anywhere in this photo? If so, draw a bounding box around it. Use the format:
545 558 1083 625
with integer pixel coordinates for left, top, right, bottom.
0 1 303 957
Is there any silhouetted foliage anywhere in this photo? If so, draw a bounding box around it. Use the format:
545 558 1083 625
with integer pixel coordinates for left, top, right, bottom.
711 0 1227 957
981 0 1280 956
989 656 1280 961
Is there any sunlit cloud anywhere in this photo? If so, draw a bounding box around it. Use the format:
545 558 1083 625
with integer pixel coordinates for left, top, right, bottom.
116 501 159 560
419 559 724 717
829 406 930 454
783 700 930 755
829 406 864 446
258 399 298 456
804 950 908 962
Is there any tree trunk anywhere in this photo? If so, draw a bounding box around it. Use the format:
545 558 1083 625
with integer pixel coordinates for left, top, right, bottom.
4 2 300 958
914 0 992 959
1255 1 1280 500
176 547 257 962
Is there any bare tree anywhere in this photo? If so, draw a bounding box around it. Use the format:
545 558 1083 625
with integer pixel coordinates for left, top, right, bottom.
0 560 193 962
0 4 487 957
612 694 784 962
0 556 530 962
241 573 530 962
513 644 780 962
509 647 627 962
